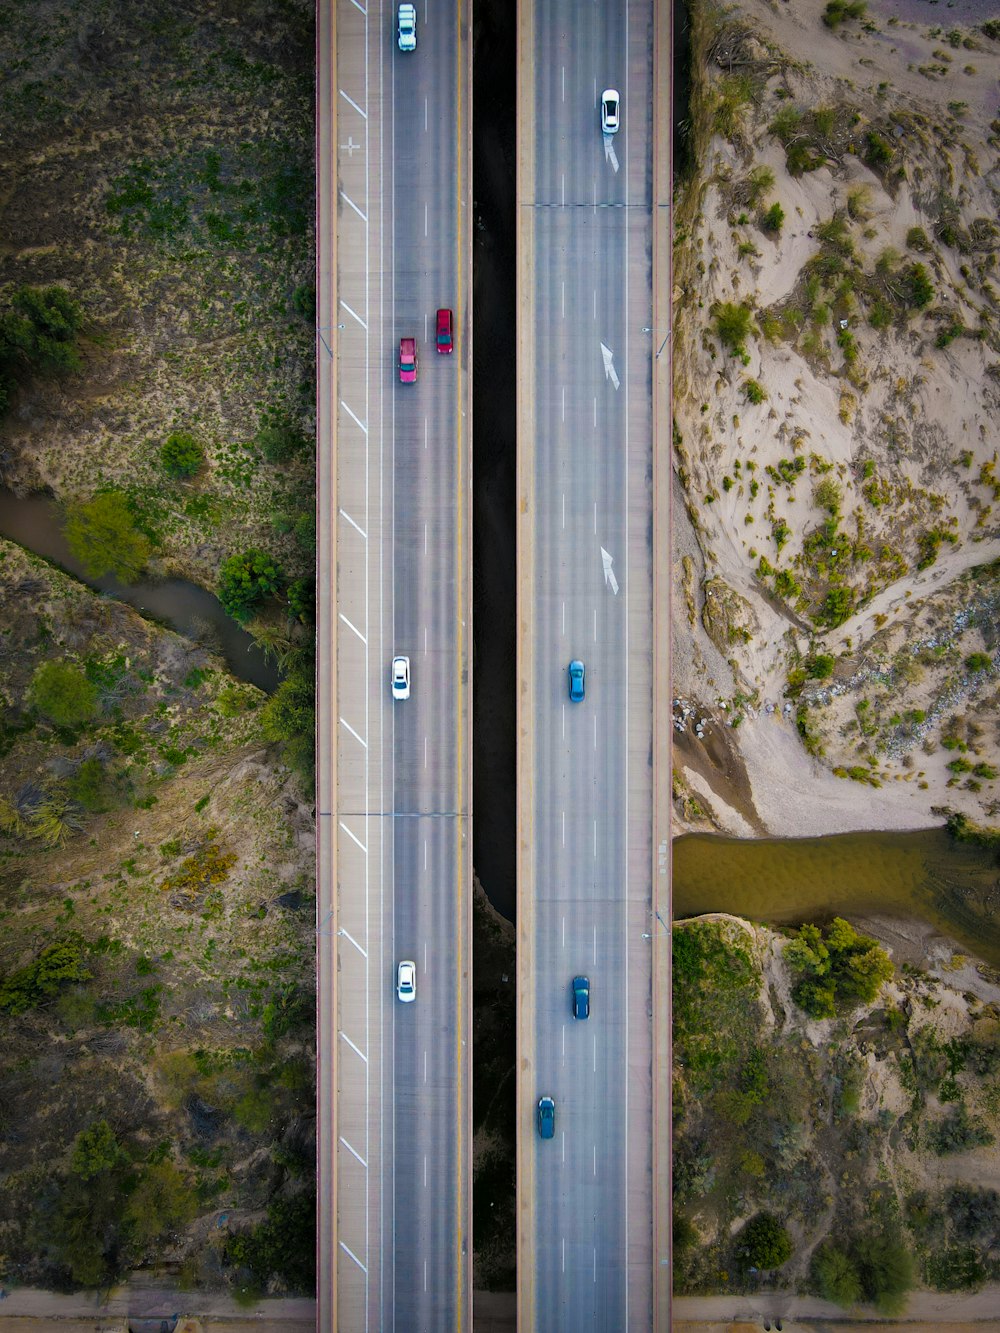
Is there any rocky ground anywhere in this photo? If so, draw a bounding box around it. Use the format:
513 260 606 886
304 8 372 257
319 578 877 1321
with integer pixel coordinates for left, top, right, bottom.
671 0 1000 837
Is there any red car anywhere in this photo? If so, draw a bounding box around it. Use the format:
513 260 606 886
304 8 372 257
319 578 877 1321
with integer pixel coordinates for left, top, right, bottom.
399 336 417 383
435 308 454 354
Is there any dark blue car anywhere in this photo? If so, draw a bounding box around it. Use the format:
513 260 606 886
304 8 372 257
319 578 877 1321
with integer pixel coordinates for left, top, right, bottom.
537 1095 555 1139
572 975 590 1020
568 659 585 702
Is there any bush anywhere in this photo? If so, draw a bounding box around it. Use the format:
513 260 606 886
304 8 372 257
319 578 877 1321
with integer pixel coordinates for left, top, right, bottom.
965 652 992 672
713 302 753 355
293 511 316 552
66 757 114 811
30 660 100 727
927 1104 994 1155
761 201 785 234
813 1242 863 1305
905 263 935 309
0 938 92 1014
218 549 283 622
161 430 204 479
823 0 867 28
257 419 308 464
64 490 152 582
71 1120 128 1180
808 653 836 679
735 1212 793 1270
225 1188 316 1292
743 378 766 404
260 671 315 781
0 284 84 381
926 1245 987 1292
291 283 316 322
865 130 893 167
287 575 315 624
813 584 855 629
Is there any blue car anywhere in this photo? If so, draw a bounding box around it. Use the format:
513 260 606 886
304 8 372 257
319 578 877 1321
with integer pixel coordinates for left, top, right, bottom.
568 659 585 702
572 975 590 1020
537 1095 555 1140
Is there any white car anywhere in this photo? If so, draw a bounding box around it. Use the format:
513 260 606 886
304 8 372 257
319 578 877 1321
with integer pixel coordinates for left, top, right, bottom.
391 655 410 700
601 88 620 135
397 960 416 1002
397 3 417 51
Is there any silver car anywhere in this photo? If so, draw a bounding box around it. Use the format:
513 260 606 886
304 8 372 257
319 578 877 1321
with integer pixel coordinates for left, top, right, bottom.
391 655 410 700
397 3 417 51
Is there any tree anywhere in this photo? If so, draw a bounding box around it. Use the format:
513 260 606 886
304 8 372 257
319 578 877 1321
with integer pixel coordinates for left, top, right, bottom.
256 419 307 464
761 202 785 234
813 1242 862 1305
125 1160 197 1246
30 660 100 727
0 284 83 378
260 671 315 780
735 1212 793 1270
218 548 283 623
905 263 934 309
287 575 315 624
857 1234 915 1314
71 1120 128 1180
161 430 204 479
0 938 92 1014
64 491 152 582
786 917 894 1017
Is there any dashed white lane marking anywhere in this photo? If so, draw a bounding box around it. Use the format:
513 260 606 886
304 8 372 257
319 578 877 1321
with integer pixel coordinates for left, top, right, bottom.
339 612 366 645
593 819 597 859
424 522 428 554
593 1144 597 1177
424 97 428 132
561 385 565 423
340 1240 367 1272
340 1031 367 1063
424 736 428 769
340 299 367 329
593 607 598 641
593 714 597 750
562 811 566 848
340 716 367 750
561 173 565 207
562 1237 566 1273
339 190 367 223
562 66 566 102
341 399 368 435
424 202 428 237
339 822 367 855
593 500 597 534
339 507 367 539
593 396 597 428
562 914 566 947
339 927 367 959
561 600 566 635
340 1135 367 1168
561 280 565 318
562 1024 565 1065
562 703 565 739
561 492 565 528
339 88 367 118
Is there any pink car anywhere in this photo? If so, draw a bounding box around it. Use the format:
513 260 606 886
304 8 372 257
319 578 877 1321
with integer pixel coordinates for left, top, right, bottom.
399 336 417 383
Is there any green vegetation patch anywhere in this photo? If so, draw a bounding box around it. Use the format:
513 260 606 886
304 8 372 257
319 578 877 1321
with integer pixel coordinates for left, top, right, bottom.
784 917 894 1018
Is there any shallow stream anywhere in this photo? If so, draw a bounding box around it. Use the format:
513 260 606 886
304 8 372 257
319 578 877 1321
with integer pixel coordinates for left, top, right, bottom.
0 488 279 693
674 827 1000 969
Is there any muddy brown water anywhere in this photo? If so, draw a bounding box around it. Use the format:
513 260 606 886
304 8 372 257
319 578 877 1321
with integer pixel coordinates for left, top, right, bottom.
674 828 1000 969
0 488 279 693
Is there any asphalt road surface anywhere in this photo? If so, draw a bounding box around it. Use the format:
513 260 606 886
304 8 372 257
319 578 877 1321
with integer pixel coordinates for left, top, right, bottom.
518 0 655 1326
317 0 472 1327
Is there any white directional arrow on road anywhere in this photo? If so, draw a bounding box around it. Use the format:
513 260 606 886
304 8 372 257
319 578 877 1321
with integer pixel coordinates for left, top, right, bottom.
603 135 620 174
600 547 619 595
600 343 620 391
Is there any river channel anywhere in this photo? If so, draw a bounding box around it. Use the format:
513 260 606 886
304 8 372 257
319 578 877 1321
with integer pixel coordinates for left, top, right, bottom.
0 488 279 693
674 827 1000 969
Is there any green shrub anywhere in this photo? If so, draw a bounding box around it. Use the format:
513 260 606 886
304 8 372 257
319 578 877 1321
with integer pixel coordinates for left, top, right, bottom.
161 430 204 479
0 938 92 1014
743 378 767 404
293 511 316 552
291 283 316 322
0 284 84 382
823 0 867 29
71 1120 129 1180
814 584 855 629
813 1242 863 1305
225 1188 316 1292
256 419 308 464
64 491 152 582
965 652 992 672
712 302 753 355
905 263 935 309
808 653 836 679
30 661 100 727
218 549 283 622
125 1160 198 1245
287 575 315 624
735 1212 793 1270
926 1245 987 1292
857 1235 915 1315
260 671 315 781
67 757 114 811
927 1104 994 1155
865 130 893 167
761 202 785 234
